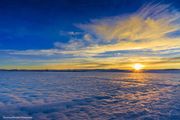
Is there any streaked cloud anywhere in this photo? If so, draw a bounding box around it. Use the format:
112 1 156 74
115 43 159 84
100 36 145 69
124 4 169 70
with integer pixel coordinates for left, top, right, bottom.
1 3 180 70
78 3 180 51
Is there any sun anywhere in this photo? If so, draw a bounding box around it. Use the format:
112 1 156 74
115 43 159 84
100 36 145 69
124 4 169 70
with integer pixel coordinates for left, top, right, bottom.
132 63 144 71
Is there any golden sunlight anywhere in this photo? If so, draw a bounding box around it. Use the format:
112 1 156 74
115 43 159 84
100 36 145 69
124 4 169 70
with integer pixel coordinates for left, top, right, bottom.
132 63 144 71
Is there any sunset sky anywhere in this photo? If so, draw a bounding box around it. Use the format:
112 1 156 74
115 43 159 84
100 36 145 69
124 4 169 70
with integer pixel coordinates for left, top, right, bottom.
0 0 180 70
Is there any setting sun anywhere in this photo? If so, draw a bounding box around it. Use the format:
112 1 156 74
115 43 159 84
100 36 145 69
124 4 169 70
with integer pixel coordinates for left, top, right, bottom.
133 63 144 71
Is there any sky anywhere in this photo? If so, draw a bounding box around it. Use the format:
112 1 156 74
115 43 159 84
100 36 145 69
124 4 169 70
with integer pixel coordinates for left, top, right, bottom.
0 0 180 70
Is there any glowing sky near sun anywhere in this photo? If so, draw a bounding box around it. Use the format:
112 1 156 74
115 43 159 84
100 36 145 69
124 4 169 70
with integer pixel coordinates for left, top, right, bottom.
0 0 180 70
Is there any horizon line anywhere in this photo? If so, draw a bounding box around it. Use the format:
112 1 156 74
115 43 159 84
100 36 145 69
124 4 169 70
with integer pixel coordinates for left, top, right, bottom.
0 68 180 72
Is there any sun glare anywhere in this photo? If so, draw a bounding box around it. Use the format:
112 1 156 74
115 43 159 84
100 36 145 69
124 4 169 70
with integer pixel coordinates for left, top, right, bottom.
133 63 144 71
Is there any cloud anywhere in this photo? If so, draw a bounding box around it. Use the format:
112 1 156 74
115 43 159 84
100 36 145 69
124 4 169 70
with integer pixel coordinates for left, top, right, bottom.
52 3 180 59
77 3 180 52
83 34 92 41
50 4 180 68
59 31 82 36
54 40 85 51
3 49 65 56
1 3 180 70
54 33 96 52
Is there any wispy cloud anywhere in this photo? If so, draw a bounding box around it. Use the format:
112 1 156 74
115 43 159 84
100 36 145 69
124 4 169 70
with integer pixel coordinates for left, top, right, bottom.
51 3 180 58
59 31 82 36
1 3 180 69
78 3 180 51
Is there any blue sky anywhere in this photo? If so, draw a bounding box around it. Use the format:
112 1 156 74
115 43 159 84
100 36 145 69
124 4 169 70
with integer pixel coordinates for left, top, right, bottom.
0 0 180 69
